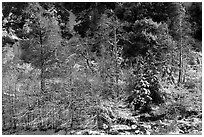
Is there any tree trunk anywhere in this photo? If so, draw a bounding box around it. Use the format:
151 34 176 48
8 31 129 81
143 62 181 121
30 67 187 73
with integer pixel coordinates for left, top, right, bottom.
178 4 184 85
178 43 183 84
39 31 45 128
114 27 118 98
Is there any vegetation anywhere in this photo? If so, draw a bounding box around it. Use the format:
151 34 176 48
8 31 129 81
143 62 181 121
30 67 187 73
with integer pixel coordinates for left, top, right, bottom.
2 2 202 135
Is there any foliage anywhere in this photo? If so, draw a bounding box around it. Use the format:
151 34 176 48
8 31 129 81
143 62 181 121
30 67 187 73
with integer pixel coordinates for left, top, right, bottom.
187 2 202 41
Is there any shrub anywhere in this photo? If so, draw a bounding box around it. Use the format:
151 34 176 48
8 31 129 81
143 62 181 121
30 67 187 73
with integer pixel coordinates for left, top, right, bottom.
184 81 196 89
164 102 187 120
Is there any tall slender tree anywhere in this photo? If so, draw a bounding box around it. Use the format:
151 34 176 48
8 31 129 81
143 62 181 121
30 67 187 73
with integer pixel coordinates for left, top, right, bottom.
169 3 192 84
21 2 63 128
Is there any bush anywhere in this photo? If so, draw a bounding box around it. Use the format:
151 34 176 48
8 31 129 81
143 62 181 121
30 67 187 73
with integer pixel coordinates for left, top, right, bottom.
164 102 187 120
184 81 196 89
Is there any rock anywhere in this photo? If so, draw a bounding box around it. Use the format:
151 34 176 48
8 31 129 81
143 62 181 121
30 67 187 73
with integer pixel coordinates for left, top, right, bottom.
55 130 66 135
119 132 126 135
66 130 76 135
75 131 83 135
111 124 131 131
145 130 151 135
124 131 131 135
131 124 137 129
141 123 151 129
103 123 109 130
88 130 101 135
135 130 141 134
109 130 119 135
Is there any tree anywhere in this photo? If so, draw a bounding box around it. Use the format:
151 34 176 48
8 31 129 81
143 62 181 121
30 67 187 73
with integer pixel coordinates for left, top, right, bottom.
115 2 175 23
122 18 170 111
92 10 124 99
169 3 192 84
18 2 64 129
